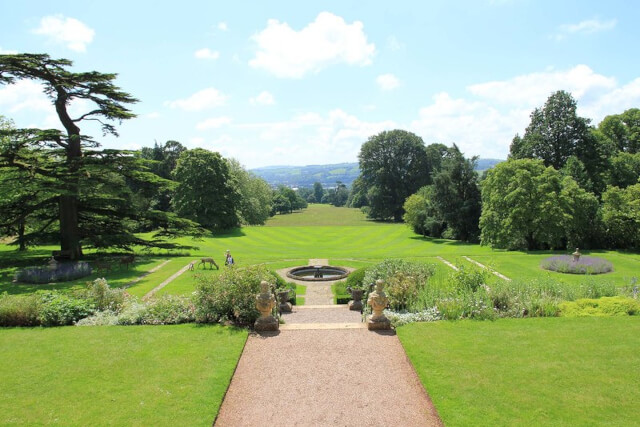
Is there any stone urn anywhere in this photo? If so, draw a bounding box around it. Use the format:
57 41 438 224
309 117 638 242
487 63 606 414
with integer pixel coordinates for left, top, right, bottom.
347 287 364 311
367 279 391 330
277 289 292 313
254 280 278 331
572 248 582 262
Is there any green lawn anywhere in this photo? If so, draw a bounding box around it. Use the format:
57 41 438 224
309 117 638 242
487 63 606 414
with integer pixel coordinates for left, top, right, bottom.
398 317 640 426
264 203 378 226
3 205 638 297
0 324 247 426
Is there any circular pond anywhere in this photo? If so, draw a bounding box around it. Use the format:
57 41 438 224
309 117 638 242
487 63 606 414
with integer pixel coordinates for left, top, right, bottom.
287 265 350 282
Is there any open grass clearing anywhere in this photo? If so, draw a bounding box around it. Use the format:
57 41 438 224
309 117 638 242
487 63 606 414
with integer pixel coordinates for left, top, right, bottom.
263 204 379 226
0 324 247 426
398 317 640 426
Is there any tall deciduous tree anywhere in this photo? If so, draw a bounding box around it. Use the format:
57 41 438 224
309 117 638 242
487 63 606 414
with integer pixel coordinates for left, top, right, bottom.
601 183 640 249
510 90 608 194
358 129 430 221
172 149 240 230
598 108 640 154
480 159 566 250
431 145 482 242
226 158 272 225
313 182 324 204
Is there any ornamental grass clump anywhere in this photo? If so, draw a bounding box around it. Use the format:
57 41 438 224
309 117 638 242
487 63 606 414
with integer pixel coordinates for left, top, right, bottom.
0 293 41 326
541 255 613 275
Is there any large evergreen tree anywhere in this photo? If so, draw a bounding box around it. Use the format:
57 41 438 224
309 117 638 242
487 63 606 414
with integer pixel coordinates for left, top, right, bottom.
0 54 197 257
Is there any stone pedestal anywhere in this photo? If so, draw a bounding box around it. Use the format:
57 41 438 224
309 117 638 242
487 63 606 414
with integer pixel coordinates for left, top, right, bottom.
278 290 292 313
348 288 363 311
254 280 279 332
367 279 391 331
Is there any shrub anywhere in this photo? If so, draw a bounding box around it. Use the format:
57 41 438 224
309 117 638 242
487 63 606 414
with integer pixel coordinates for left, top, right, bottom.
38 292 95 326
559 297 640 317
116 300 148 325
84 278 126 312
541 255 613 275
385 272 423 311
345 268 367 290
0 293 41 326
75 310 120 326
193 265 276 325
141 295 195 325
364 259 435 287
384 307 441 327
449 265 488 293
363 259 435 309
15 262 92 284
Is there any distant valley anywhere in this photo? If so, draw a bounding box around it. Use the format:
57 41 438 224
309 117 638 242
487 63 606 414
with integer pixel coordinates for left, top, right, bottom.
251 159 503 188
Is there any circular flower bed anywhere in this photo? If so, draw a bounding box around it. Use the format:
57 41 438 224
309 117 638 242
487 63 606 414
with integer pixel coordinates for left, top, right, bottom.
540 255 613 275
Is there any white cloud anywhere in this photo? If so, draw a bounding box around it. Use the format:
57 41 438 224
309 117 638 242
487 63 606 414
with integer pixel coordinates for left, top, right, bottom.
0 47 18 54
554 18 616 40
410 92 528 159
468 64 616 106
249 12 376 78
0 80 51 113
194 48 220 60
233 109 395 167
376 73 400 91
411 65 640 160
249 91 275 106
218 22 228 31
196 116 232 130
32 14 95 52
165 88 228 111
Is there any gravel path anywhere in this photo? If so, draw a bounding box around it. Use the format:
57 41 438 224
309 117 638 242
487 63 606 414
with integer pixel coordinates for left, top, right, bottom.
214 329 442 426
281 306 362 324
215 259 442 426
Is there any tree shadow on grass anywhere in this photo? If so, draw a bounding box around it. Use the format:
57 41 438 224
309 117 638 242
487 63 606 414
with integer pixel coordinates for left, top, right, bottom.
408 236 477 247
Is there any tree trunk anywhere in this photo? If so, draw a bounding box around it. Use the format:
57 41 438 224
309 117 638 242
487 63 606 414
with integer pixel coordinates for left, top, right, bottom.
17 217 26 251
59 194 82 259
56 89 83 260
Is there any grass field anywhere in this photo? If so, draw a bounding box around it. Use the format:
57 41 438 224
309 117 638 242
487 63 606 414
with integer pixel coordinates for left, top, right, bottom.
398 317 640 426
2 205 638 296
0 325 247 426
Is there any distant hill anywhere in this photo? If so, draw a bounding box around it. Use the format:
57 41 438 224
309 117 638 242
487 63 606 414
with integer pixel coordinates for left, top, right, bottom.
250 163 360 188
251 159 503 188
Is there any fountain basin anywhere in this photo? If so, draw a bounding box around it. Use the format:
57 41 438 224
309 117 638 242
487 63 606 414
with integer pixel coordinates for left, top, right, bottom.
287 265 350 282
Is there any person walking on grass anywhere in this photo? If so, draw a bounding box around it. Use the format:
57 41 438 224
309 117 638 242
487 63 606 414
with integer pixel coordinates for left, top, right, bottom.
225 250 234 266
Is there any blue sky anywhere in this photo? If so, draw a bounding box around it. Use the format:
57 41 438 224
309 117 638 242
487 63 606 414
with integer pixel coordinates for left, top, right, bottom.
2 0 639 168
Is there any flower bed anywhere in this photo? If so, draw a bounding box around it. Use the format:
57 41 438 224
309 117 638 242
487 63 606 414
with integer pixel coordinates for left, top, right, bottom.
541 255 613 275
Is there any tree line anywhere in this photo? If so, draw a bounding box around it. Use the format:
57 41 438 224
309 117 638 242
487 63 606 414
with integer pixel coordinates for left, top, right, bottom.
352 91 639 250
1 54 638 256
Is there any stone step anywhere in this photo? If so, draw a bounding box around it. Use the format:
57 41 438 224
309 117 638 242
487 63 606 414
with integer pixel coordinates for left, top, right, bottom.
295 304 346 309
279 322 365 330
